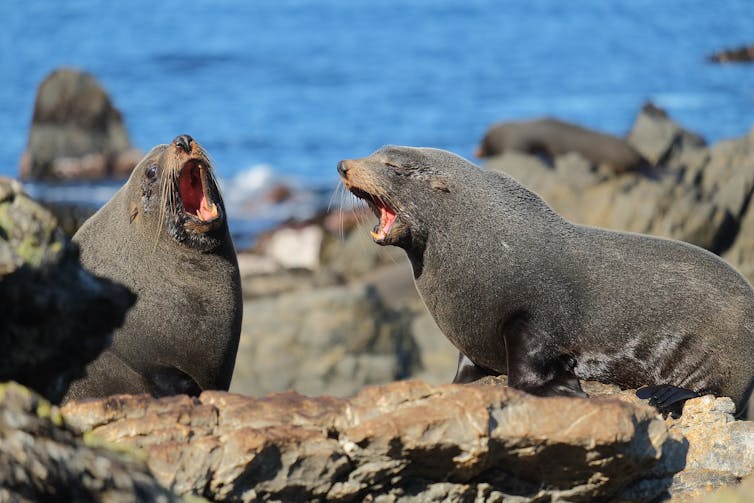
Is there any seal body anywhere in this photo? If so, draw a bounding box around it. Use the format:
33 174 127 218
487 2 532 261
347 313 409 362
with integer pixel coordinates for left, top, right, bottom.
476 118 648 173
64 135 242 401
338 146 754 414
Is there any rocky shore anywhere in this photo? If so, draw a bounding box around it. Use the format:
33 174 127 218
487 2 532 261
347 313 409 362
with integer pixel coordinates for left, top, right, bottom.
5 100 754 500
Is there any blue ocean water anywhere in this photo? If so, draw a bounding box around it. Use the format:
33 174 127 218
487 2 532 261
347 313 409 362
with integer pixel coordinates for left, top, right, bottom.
2 0 754 234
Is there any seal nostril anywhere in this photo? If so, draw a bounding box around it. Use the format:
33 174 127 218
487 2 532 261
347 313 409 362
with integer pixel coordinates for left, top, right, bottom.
337 160 349 177
175 135 194 153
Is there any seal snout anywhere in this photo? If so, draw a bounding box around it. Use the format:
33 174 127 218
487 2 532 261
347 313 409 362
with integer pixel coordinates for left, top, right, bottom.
337 160 352 178
174 134 194 154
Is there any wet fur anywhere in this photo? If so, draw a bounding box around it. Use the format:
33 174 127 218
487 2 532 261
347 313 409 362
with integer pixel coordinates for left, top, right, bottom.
340 146 754 414
64 140 242 401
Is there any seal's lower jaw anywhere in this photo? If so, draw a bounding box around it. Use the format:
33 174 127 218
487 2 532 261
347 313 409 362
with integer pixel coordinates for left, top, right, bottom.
348 188 404 246
179 160 223 234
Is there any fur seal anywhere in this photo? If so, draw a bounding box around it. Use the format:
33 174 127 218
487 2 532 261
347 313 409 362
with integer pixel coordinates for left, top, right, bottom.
475 118 648 173
338 146 754 416
63 135 242 401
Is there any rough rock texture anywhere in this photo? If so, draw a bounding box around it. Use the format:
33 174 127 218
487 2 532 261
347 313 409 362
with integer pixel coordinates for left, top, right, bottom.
0 382 181 502
19 67 141 181
62 380 671 502
230 281 421 397
0 177 135 403
485 103 754 280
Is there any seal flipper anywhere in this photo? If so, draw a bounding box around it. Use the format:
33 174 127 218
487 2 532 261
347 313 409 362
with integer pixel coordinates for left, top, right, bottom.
452 352 497 383
504 315 587 398
636 384 701 418
148 366 202 397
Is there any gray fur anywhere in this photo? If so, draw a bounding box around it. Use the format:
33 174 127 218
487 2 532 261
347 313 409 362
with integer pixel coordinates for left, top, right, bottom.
477 118 648 172
339 146 754 414
63 139 242 401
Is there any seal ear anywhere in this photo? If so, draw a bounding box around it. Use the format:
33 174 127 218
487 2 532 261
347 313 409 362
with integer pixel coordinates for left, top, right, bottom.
430 176 450 193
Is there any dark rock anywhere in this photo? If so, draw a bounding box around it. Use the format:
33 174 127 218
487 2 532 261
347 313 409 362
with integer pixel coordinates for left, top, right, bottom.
0 382 180 502
0 177 134 403
19 67 141 181
708 45 754 64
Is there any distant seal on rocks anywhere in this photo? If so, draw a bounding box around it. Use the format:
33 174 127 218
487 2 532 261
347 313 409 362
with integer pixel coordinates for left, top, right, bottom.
338 146 754 416
64 135 242 401
475 118 649 174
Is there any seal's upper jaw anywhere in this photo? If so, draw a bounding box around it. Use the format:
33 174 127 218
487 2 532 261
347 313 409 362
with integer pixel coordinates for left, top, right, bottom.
178 158 223 233
337 158 404 246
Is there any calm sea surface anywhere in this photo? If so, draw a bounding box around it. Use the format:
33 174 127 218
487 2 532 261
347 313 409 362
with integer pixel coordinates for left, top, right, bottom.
2 1 754 239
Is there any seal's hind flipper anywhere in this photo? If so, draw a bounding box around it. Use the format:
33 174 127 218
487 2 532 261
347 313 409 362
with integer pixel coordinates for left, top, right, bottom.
452 352 497 383
636 384 701 418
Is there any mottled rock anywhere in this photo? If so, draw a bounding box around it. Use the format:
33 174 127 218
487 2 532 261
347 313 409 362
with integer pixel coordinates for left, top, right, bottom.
19 67 140 181
230 282 420 397
62 380 670 502
0 178 135 403
0 382 180 502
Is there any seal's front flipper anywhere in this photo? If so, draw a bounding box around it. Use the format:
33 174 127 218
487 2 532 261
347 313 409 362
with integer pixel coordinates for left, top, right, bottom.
503 315 587 398
452 352 497 383
636 384 701 418
149 366 202 397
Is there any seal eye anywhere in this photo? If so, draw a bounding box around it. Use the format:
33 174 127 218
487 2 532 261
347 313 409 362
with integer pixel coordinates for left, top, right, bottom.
146 165 157 180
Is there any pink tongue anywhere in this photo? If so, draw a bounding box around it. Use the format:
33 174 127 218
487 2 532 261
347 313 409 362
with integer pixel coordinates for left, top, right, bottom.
381 206 396 233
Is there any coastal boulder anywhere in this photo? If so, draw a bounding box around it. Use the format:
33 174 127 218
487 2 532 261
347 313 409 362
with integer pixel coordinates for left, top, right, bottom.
61 380 672 502
0 176 134 403
484 104 754 269
19 67 141 181
0 382 180 502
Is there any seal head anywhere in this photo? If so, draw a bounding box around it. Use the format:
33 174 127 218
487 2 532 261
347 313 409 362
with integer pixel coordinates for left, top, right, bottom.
133 134 225 251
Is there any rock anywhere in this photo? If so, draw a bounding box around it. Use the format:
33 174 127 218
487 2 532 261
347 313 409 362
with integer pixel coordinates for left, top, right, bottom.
320 222 406 281
0 177 135 403
0 382 180 502
692 473 754 502
708 45 754 64
230 282 420 397
484 105 754 271
627 102 707 167
61 380 670 502
262 224 324 270
19 67 141 181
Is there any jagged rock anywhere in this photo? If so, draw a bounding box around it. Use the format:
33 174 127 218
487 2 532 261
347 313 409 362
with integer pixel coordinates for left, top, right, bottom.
230 282 420 397
19 67 141 181
627 102 707 167
0 177 134 403
484 106 754 280
0 382 181 502
61 380 671 502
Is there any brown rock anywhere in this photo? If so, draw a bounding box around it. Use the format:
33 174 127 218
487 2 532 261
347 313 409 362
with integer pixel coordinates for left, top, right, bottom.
19 67 140 181
62 380 671 502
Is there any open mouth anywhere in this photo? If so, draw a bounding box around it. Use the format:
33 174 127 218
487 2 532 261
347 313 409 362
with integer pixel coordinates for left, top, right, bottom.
179 160 220 223
351 188 397 242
